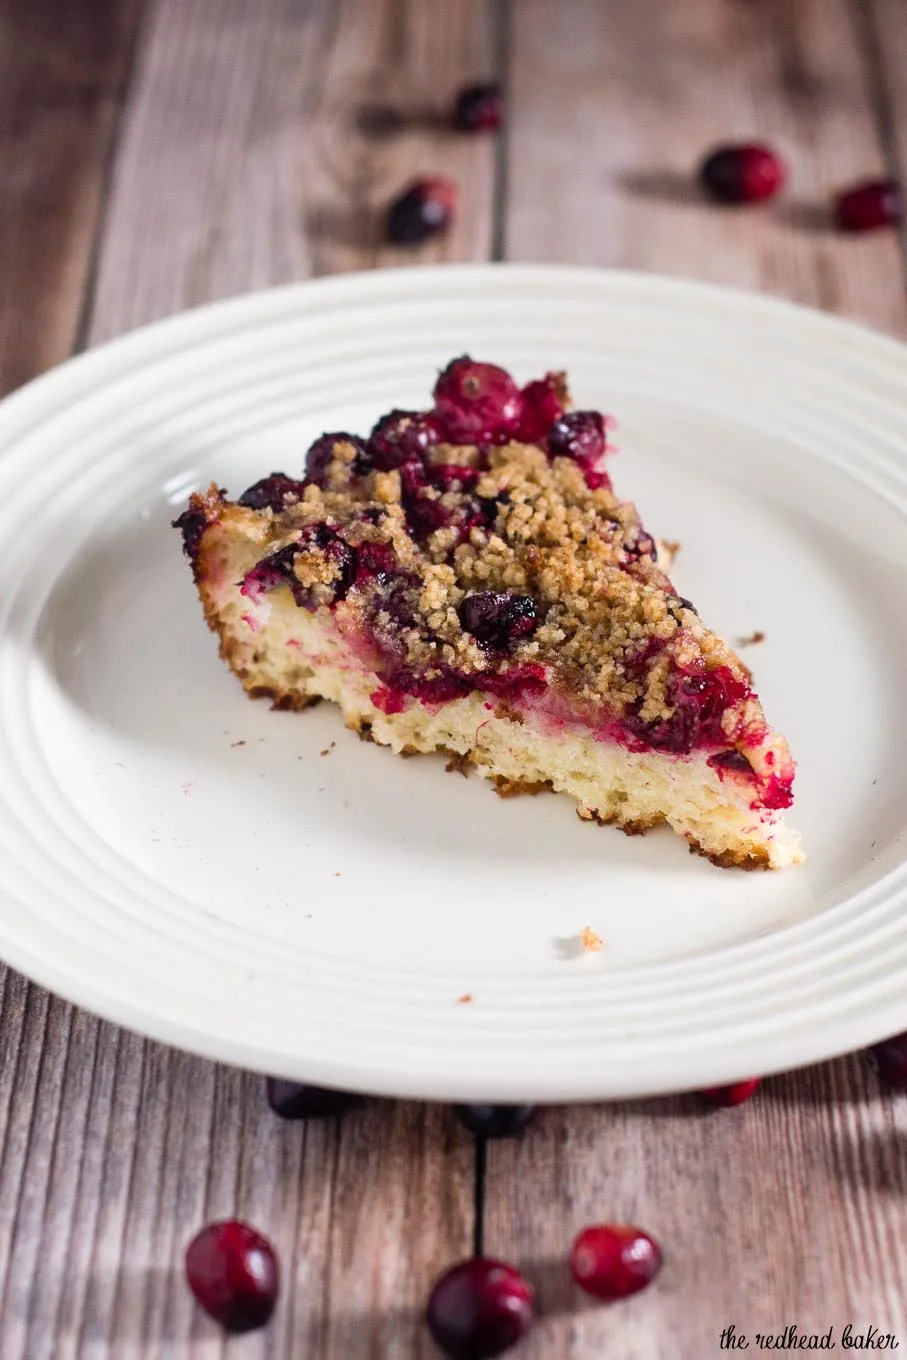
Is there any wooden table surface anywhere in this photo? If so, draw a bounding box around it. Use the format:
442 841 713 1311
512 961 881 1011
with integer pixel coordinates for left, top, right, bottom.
3 1 907 1356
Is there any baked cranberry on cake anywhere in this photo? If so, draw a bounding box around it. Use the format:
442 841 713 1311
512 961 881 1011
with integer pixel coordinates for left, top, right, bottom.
175 358 801 869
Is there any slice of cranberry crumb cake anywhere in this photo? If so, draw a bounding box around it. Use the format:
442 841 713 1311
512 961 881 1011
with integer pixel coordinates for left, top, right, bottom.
175 357 802 869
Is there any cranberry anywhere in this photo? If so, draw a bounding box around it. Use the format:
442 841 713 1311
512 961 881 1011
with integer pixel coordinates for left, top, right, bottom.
699 143 786 204
476 662 548 702
699 1078 761 1107
570 1224 662 1301
867 1032 907 1089
238 473 306 511
624 664 751 755
383 667 472 707
387 177 457 245
759 772 794 811
266 1077 363 1118
453 1105 536 1138
547 411 606 466
368 409 443 470
185 1220 279 1333
516 375 565 443
173 506 208 575
834 178 901 233
304 432 367 487
356 540 397 584
426 1258 535 1359
460 591 538 650
452 82 504 133
430 464 482 492
241 525 356 610
433 356 524 444
708 749 753 775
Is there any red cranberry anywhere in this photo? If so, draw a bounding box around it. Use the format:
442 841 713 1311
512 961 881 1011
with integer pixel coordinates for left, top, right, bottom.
238 473 306 511
185 1220 279 1333
516 375 565 443
387 177 457 245
708 749 753 775
356 540 397 584
834 178 901 233
368 409 443 470
433 356 524 444
430 464 482 492
570 1224 662 1301
476 662 548 702
699 1078 761 1107
460 591 538 650
304 432 367 487
624 664 751 755
867 1032 907 1089
452 82 504 132
266 1077 364 1118
241 525 355 610
453 1105 536 1138
426 1258 535 1359
699 143 786 204
383 667 472 707
547 410 606 466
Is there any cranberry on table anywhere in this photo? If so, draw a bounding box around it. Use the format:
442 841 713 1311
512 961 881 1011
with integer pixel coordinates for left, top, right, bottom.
266 1077 364 1119
433 356 524 444
185 1220 279 1333
426 1258 535 1359
698 142 787 204
453 81 504 132
698 1078 761 1107
570 1224 663 1301
867 1031 907 1089
387 176 457 245
833 178 901 233
453 1105 537 1138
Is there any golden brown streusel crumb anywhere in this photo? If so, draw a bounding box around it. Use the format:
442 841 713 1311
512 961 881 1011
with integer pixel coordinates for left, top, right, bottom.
580 925 603 953
213 422 750 730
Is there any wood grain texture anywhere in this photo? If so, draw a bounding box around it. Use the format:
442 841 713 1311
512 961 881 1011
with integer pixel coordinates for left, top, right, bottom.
88 0 500 342
0 1 497 1356
504 0 907 333
485 1 907 1354
0 0 144 394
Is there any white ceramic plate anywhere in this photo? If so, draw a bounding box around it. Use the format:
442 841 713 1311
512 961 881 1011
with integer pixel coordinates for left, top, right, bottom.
3 265 907 1101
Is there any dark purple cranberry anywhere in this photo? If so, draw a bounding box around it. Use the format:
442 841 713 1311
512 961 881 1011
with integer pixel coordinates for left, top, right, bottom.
547 410 606 467
433 356 524 444
356 539 397 584
185 1220 278 1333
241 525 356 610
304 432 367 487
867 1032 907 1089
452 82 504 133
173 506 208 576
266 1077 364 1118
834 178 901 233
368 409 443 470
238 473 306 511
515 375 565 444
699 142 787 204
699 1078 761 1107
460 591 538 650
570 1224 662 1300
623 526 657 561
624 664 751 755
383 667 472 707
708 749 753 775
453 1105 536 1138
387 176 457 245
426 1258 535 1359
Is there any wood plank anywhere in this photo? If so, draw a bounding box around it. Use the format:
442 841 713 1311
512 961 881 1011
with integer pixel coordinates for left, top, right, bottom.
88 0 500 341
0 0 144 394
0 1 497 1356
504 0 907 333
486 0 907 1353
